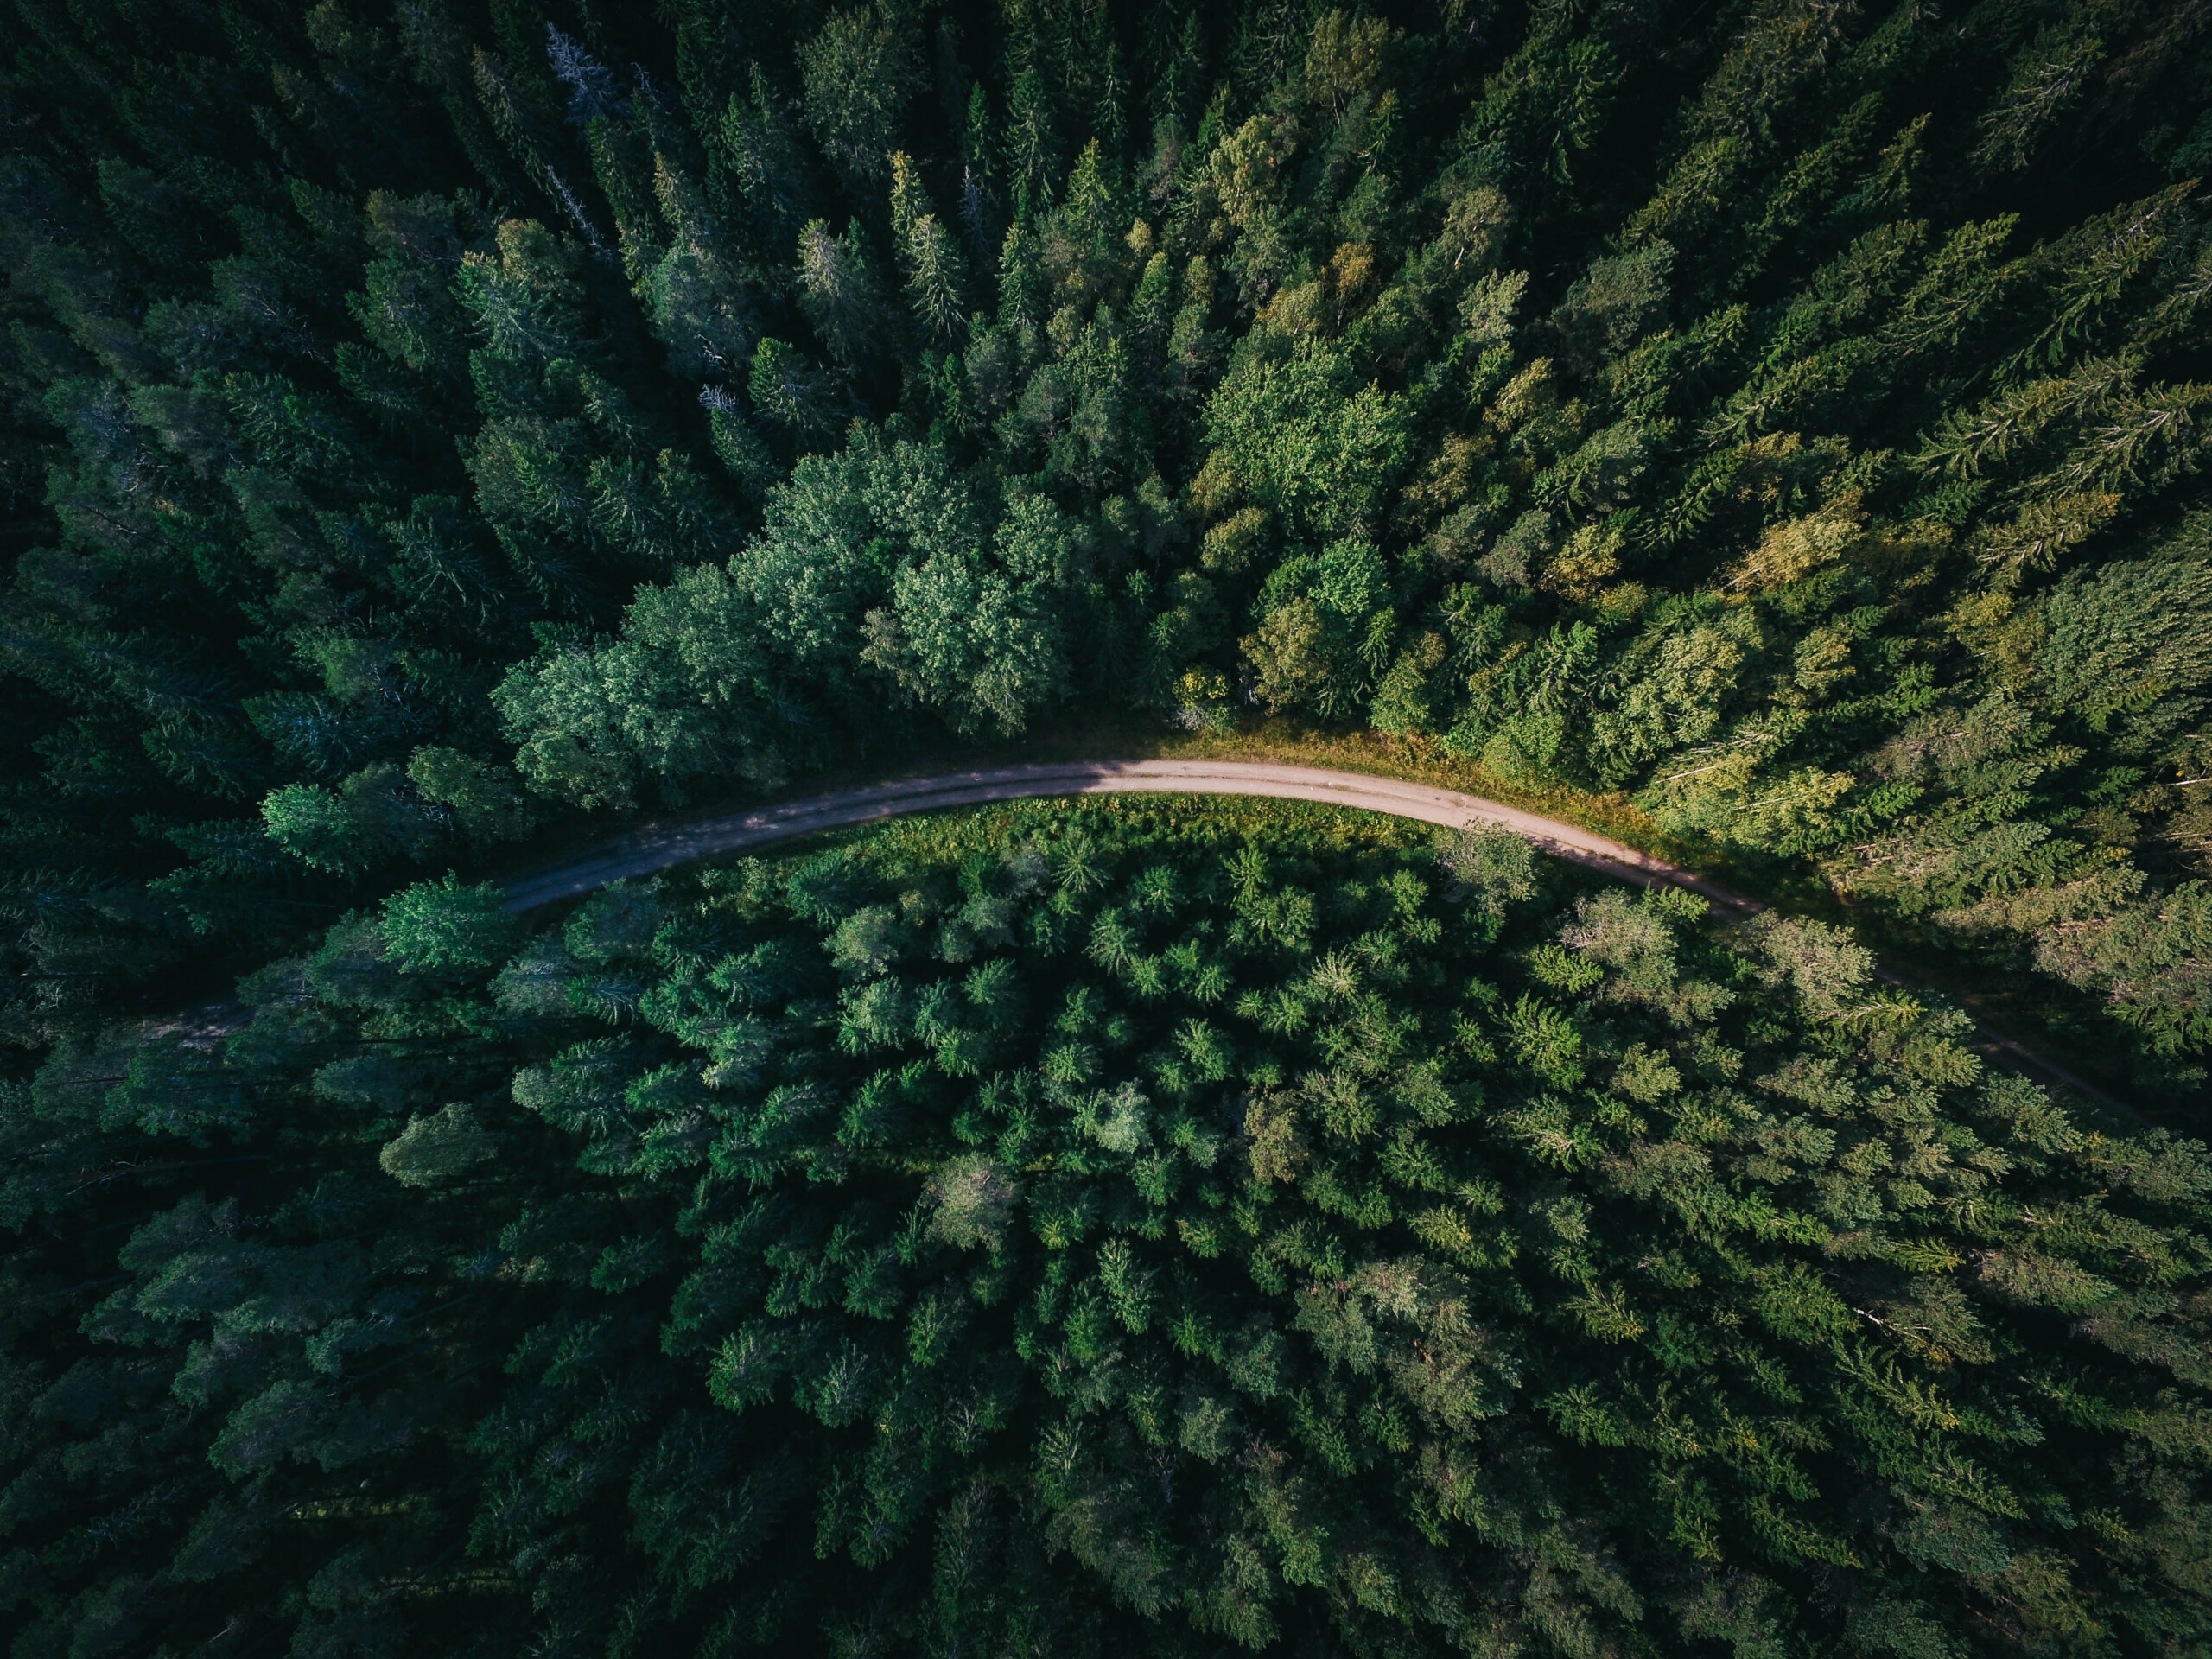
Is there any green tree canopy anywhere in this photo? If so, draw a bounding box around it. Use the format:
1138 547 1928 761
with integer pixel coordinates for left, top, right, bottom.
5 798 2209 1654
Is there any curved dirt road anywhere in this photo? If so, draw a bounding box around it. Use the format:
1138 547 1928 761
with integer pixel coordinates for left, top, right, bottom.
498 758 2122 1115
500 760 1755 913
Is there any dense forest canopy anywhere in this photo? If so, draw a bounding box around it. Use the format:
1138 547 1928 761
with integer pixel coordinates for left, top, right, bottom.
0 0 2209 1084
7 0 2212 1652
8 796 2212 1655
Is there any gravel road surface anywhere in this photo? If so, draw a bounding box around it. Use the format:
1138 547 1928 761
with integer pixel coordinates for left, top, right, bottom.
499 760 1758 912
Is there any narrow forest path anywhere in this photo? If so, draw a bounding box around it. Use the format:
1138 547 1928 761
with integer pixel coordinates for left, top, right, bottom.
498 759 2130 1117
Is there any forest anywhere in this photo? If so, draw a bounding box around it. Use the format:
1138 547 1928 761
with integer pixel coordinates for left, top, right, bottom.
2 0 2210 1082
3 0 2211 1650
9 796 2212 1654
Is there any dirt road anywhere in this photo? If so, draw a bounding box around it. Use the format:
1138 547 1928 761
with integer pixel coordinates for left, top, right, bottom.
500 759 1756 912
